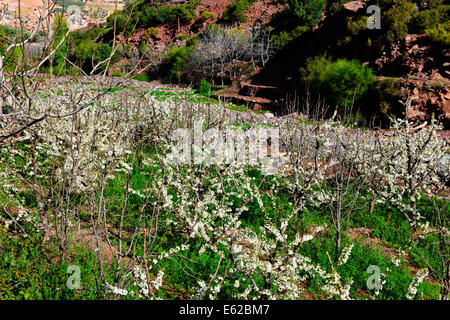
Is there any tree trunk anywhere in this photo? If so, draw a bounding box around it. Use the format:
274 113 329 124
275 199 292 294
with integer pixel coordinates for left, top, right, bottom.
369 191 376 214
0 55 4 86
335 213 341 252
445 259 450 295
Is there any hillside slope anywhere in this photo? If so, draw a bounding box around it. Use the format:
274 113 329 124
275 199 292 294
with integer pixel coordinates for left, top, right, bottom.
24 0 449 126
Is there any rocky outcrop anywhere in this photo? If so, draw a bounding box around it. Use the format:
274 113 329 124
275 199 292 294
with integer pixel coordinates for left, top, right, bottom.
343 1 367 13
398 79 450 127
374 34 449 81
371 33 449 126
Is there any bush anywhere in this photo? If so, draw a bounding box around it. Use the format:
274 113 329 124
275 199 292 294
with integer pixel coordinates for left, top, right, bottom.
197 79 211 96
425 21 450 45
109 0 199 32
409 6 449 33
0 25 30 40
141 5 197 27
65 25 120 74
147 27 159 39
346 16 369 36
0 46 22 72
93 43 117 71
200 11 216 21
269 6 297 31
106 11 132 36
270 0 325 35
0 26 24 70
302 56 374 108
142 27 159 43
383 0 415 42
164 45 195 83
288 0 326 28
111 70 124 77
410 9 440 33
222 0 256 24
69 40 117 73
271 25 308 48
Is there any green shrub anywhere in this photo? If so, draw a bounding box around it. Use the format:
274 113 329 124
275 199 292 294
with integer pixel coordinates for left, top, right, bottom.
111 70 123 77
222 0 256 23
49 15 69 74
141 5 197 26
65 25 119 74
302 56 375 108
142 27 160 43
269 6 297 31
383 0 415 42
347 16 369 36
288 0 326 28
425 22 450 45
108 0 199 32
93 43 117 70
147 27 159 39
270 0 325 35
197 79 211 96
409 6 449 33
106 11 132 35
176 33 189 41
410 9 440 33
381 267 414 299
186 34 201 47
200 11 216 21
0 25 31 40
0 45 22 71
164 45 195 83
272 25 308 48
71 39 92 63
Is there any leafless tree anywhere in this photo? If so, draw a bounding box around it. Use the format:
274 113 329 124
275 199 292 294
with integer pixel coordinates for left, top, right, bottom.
186 25 274 85
0 0 170 146
320 129 370 251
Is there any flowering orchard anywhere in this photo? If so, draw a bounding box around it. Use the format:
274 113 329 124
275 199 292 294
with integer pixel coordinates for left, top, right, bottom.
0 86 448 300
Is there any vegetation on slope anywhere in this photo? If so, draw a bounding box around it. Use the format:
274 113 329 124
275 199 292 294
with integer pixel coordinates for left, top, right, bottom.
0 89 448 299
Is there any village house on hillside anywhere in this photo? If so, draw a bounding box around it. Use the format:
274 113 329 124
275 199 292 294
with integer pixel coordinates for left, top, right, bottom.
0 1 119 33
